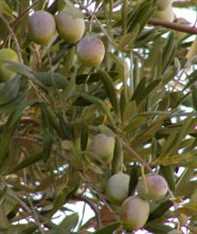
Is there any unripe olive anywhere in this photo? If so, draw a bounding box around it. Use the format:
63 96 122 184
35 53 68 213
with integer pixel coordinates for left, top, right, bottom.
89 133 115 163
136 175 168 201
106 172 130 204
55 11 85 43
28 11 56 45
77 36 105 66
153 6 175 22
0 48 19 81
121 196 150 231
156 0 173 11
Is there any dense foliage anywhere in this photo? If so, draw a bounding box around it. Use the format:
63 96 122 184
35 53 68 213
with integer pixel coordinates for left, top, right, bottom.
0 0 196 233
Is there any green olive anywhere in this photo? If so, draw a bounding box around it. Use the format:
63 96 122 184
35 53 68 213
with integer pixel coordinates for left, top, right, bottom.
28 10 56 45
153 6 175 22
89 133 115 163
106 172 130 204
156 0 173 10
0 48 19 81
55 11 85 43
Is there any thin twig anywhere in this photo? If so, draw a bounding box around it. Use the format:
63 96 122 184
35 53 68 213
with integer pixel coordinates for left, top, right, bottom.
0 13 23 63
11 0 40 29
6 188 44 233
28 198 45 234
149 19 197 34
74 195 101 229
120 138 152 172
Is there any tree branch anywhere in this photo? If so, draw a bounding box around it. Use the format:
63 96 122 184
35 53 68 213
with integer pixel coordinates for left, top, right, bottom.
149 19 197 34
73 195 101 229
11 0 40 29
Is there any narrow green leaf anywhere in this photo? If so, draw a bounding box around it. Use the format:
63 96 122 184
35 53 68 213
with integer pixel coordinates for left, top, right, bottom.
131 115 167 146
0 0 12 16
94 222 120 234
51 213 79 234
145 222 173 234
0 77 21 105
160 166 176 192
148 200 173 221
80 93 116 128
35 72 68 89
5 152 43 175
112 138 123 174
98 70 119 115
80 125 88 151
128 164 140 196
191 86 197 110
162 33 176 71
132 79 161 104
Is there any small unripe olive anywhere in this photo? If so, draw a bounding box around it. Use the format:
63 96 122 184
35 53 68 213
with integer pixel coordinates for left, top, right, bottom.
121 196 150 231
137 175 168 201
0 48 19 81
77 36 105 66
153 6 175 22
156 0 173 11
89 133 115 163
106 172 130 204
28 11 56 45
55 11 85 43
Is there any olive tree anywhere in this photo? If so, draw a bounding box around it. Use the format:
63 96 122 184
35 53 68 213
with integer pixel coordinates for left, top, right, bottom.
0 0 196 233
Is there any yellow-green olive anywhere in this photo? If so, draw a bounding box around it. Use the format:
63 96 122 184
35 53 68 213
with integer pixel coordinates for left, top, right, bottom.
55 11 85 43
106 172 130 204
0 48 19 81
153 6 175 22
89 133 115 162
156 0 173 11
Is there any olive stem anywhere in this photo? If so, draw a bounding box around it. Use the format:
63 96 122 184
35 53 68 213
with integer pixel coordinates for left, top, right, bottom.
73 195 101 229
5 186 45 234
120 138 152 172
0 13 23 63
11 0 40 29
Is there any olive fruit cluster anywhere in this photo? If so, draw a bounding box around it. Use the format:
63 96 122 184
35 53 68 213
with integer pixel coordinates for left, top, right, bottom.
104 170 169 231
28 10 105 66
154 0 175 22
